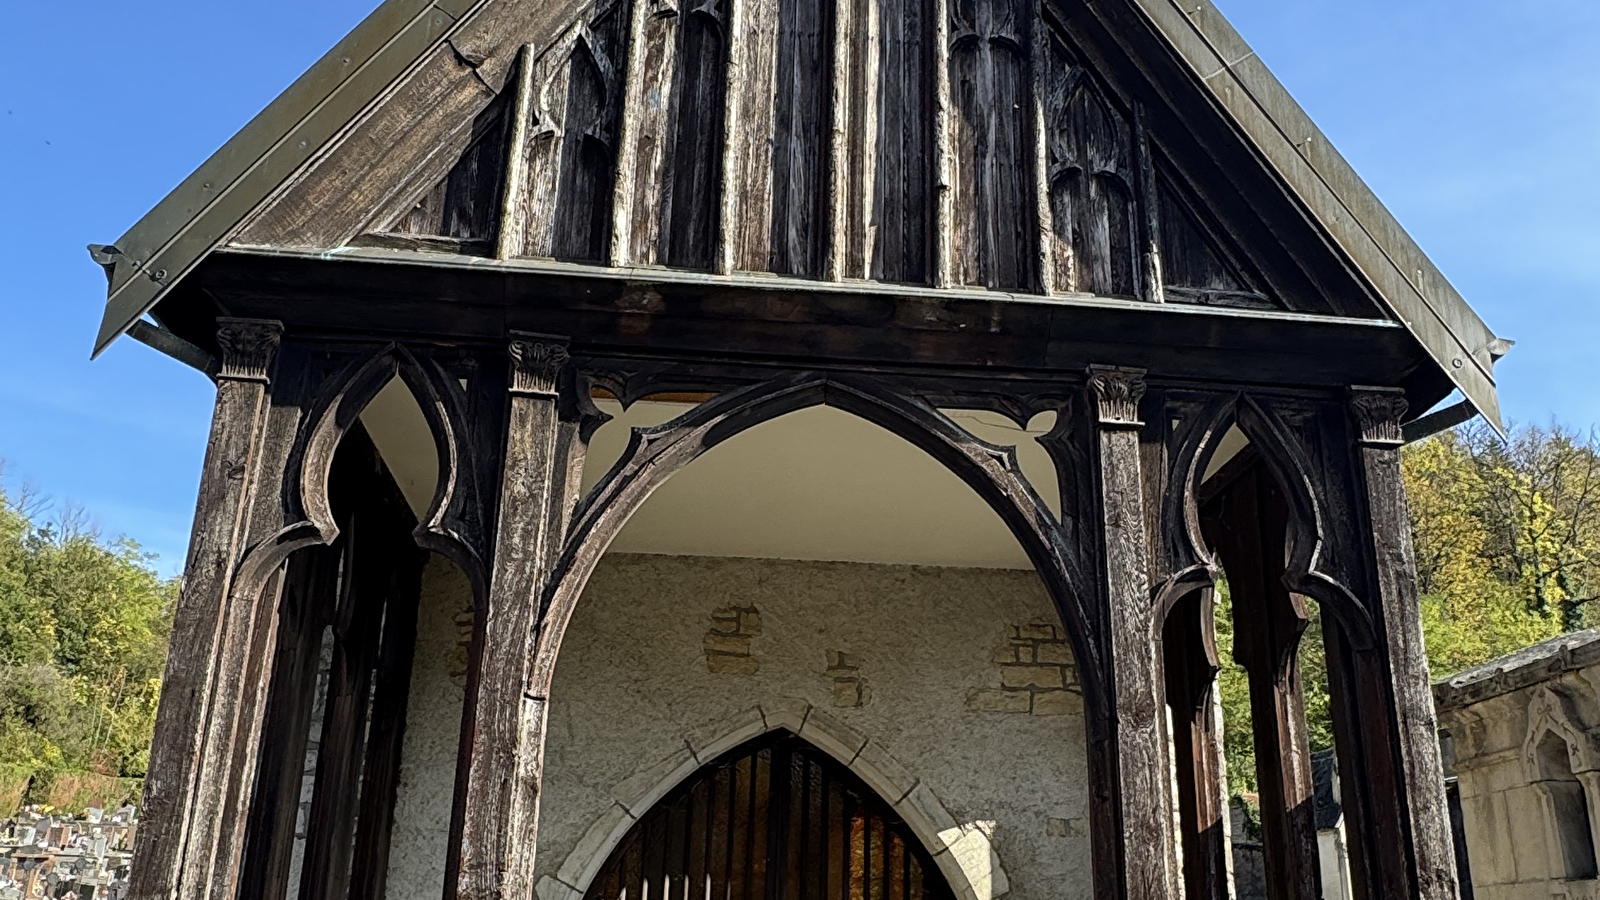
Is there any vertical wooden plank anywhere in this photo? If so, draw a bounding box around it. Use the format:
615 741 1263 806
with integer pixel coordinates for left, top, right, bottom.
299 515 385 900
1030 5 1055 296
664 1 730 269
454 337 584 900
1134 106 1164 303
946 0 1036 291
931 0 953 289
497 43 544 260
824 0 859 281
1162 589 1229 900
1349 387 1462 900
1084 365 1176 900
348 541 426 900
768 0 832 277
236 547 339 900
128 318 284 900
612 0 682 266
719 0 780 274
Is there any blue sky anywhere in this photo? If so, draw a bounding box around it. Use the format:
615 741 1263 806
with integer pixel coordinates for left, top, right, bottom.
1 0 1597 574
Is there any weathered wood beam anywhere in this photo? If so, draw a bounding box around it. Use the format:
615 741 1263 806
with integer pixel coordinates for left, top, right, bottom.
1203 465 1320 899
235 546 340 900
454 337 589 900
1349 387 1462 899
717 0 778 274
129 318 283 900
610 0 680 267
1134 106 1164 303
1084 365 1177 900
497 43 543 260
1162 589 1229 900
931 0 954 289
1030 9 1055 296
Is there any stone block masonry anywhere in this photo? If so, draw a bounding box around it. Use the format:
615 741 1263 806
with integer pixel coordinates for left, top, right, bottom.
967 621 1083 716
705 606 762 675
825 651 868 707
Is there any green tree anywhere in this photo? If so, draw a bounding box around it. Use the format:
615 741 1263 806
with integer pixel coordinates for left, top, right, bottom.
1217 421 1600 795
0 477 176 797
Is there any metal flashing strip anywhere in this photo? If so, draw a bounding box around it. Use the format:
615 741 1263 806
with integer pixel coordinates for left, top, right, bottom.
91 0 480 357
1127 0 1505 430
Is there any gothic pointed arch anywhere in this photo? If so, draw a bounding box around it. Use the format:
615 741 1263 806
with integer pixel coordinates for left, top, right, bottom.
578 731 959 900
529 373 1102 712
230 343 496 607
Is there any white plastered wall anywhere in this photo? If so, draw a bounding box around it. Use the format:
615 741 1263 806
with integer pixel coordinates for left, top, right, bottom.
532 553 1093 900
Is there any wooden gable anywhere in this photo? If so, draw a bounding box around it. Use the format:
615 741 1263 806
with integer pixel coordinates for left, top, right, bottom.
227 0 1367 319
92 0 1507 425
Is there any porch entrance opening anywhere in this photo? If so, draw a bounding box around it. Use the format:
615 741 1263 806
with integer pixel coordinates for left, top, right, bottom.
583 733 954 900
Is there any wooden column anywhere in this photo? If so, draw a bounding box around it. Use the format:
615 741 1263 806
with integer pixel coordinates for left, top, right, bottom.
1204 466 1320 899
129 319 283 900
1162 588 1229 900
454 337 587 900
1347 387 1461 899
1085 366 1177 900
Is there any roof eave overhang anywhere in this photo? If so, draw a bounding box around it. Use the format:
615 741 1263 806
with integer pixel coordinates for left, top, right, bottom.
1125 0 1504 431
92 0 478 356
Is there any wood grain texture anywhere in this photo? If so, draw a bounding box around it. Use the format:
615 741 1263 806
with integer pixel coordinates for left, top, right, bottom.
454 338 587 900
1351 388 1462 900
128 319 283 900
612 0 683 266
1040 25 1134 298
1083 366 1176 900
767 0 832 277
948 0 1036 291
719 0 780 273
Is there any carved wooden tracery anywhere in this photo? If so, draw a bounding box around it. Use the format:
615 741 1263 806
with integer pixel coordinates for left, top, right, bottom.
135 309 1466 900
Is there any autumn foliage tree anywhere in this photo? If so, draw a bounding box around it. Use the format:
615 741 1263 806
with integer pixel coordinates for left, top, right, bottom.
1217 421 1600 793
0 478 176 802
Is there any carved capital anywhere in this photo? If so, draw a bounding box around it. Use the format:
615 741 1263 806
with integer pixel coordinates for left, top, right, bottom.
1086 366 1146 428
1350 387 1408 447
508 337 571 397
214 318 284 384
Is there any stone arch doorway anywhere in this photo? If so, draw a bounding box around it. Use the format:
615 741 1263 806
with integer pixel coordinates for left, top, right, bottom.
584 732 957 900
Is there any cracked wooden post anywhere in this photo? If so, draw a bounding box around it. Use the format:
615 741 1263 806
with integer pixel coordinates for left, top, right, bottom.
1084 366 1177 900
1348 387 1461 900
129 319 284 900
454 336 587 900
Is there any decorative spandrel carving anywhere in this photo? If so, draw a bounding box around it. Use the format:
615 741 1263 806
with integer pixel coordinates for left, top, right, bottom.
949 0 1037 291
1042 32 1136 298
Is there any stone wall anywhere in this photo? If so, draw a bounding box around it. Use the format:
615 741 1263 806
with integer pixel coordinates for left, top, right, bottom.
381 553 1093 900
384 556 473 900
537 554 1090 900
1434 631 1600 900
